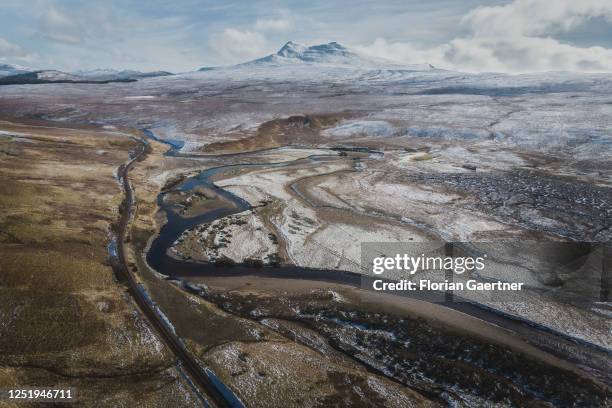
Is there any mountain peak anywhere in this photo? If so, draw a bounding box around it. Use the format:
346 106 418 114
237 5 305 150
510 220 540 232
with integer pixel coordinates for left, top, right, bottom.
276 41 306 58
275 41 353 61
309 41 348 52
277 41 307 58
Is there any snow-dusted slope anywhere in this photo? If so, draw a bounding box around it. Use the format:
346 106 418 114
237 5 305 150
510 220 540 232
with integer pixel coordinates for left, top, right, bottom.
2 41 610 160
76 69 173 81
36 70 84 81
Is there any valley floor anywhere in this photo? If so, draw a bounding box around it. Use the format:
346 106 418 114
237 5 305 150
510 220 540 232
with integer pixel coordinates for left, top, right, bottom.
0 63 610 406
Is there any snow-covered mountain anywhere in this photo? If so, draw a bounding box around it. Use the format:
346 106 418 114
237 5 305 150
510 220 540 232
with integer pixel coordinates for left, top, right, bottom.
250 41 434 70
186 41 443 85
0 63 32 77
201 41 435 71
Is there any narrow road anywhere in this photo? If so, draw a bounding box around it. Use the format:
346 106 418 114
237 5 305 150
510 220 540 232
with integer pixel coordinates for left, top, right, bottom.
113 136 238 408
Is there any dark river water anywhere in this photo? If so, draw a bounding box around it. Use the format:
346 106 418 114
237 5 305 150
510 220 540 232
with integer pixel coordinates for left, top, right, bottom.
145 157 365 286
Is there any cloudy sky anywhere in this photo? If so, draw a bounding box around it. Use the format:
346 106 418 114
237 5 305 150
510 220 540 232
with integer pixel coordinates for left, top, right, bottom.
1 0 612 73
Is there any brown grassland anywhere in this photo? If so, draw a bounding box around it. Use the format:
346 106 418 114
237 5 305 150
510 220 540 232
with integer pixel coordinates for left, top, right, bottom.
0 119 199 407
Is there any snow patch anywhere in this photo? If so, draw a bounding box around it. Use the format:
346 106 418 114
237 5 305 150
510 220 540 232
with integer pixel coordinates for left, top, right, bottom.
324 120 396 138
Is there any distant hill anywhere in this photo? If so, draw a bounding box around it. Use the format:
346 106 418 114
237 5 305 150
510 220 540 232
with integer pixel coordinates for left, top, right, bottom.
0 63 32 77
75 69 173 81
0 67 173 85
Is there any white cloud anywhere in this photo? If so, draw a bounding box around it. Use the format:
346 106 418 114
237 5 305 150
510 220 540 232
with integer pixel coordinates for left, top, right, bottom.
209 11 293 64
29 4 202 72
45 7 73 28
255 17 292 32
464 0 612 37
40 7 82 44
209 28 270 64
0 37 28 57
355 0 612 73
